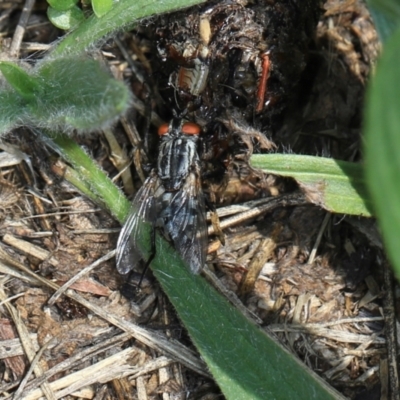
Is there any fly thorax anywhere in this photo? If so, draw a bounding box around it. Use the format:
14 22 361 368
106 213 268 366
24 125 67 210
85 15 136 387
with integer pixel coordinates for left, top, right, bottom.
157 136 199 191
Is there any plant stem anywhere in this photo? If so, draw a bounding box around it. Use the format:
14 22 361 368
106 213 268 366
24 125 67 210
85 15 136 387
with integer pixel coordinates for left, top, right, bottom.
51 0 206 57
43 131 130 223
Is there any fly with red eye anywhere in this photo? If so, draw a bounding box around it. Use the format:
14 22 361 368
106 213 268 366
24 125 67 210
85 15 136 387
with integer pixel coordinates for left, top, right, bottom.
158 121 201 135
116 118 207 275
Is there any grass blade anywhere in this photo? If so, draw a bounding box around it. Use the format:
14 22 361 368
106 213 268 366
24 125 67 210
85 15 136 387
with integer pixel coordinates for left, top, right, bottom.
364 26 400 278
151 241 344 400
43 132 130 223
251 154 373 217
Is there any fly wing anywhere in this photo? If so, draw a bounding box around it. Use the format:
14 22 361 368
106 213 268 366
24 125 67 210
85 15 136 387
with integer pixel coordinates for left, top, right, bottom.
161 172 208 273
115 173 159 275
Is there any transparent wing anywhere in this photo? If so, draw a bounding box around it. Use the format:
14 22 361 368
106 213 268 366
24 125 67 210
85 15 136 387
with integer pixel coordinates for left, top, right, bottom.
115 173 159 275
160 172 208 273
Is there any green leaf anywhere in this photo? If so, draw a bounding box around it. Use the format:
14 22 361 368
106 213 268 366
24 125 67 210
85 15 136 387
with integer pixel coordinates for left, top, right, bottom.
51 0 206 56
0 58 131 135
0 62 41 100
151 239 343 400
251 154 373 217
44 132 131 222
367 1 400 41
364 26 400 278
47 0 79 12
47 5 85 30
367 0 400 22
92 0 113 17
0 90 25 134
33 57 130 132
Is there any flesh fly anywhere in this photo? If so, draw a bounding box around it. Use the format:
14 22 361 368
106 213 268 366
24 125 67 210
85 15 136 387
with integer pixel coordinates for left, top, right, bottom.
116 118 207 275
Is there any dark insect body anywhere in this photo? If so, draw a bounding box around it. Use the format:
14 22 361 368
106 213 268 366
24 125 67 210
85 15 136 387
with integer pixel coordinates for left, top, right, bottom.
116 118 207 275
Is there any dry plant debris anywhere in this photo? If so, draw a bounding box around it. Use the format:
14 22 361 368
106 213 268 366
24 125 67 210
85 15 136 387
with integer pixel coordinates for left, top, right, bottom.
0 0 394 399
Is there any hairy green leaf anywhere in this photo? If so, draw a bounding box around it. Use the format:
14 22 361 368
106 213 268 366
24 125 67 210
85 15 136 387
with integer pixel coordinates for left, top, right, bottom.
0 58 130 135
0 62 40 100
34 58 130 132
0 90 25 133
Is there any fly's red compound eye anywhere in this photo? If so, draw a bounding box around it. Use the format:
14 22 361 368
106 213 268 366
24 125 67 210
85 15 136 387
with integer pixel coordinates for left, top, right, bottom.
158 123 170 136
181 122 201 135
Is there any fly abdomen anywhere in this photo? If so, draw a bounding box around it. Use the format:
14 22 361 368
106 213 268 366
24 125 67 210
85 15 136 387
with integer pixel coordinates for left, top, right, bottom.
156 191 188 238
155 171 206 274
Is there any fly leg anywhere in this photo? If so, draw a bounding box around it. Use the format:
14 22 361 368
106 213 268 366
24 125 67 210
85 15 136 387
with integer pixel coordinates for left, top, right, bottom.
119 223 157 295
119 270 146 299
205 195 225 246
137 222 157 287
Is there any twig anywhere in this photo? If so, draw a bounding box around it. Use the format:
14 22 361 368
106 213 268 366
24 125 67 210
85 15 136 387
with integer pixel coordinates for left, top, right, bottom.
12 339 55 400
0 292 25 307
382 260 400 400
0 284 56 400
238 232 279 297
19 333 133 398
22 349 173 400
209 191 308 235
0 334 38 360
10 0 35 57
3 234 59 266
103 128 134 195
307 213 330 264
268 324 385 345
47 250 116 305
0 331 129 394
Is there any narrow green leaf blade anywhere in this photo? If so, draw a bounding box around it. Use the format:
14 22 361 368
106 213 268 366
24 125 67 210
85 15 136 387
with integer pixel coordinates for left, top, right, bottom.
364 26 400 278
92 0 113 17
367 4 400 41
44 132 131 223
151 238 344 400
0 62 40 100
367 0 400 24
251 154 373 216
